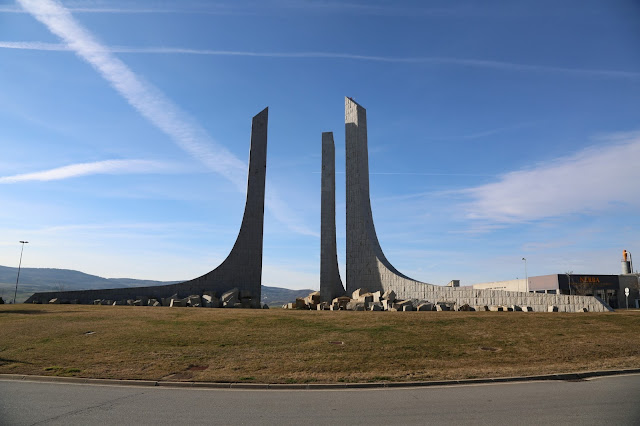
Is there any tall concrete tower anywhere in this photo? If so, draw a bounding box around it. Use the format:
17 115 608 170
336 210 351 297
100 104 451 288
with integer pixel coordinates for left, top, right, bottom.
345 97 423 295
25 107 268 305
320 132 345 302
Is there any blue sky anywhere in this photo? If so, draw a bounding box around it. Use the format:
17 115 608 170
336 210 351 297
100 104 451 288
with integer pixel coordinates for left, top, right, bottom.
1 0 639 291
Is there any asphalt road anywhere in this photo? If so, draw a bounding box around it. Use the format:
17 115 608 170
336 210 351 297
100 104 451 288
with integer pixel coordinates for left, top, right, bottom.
1 374 639 425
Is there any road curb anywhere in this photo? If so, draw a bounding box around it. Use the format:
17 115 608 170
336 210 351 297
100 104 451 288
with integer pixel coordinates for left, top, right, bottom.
2 369 640 390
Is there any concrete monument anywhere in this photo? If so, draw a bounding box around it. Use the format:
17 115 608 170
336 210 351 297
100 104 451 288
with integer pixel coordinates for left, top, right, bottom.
342 97 611 312
25 108 269 306
320 132 345 302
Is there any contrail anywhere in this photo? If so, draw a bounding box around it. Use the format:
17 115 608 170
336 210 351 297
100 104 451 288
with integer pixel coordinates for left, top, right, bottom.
15 0 317 237
1 40 638 80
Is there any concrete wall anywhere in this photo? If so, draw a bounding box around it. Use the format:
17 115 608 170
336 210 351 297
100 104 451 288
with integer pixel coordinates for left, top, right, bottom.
320 132 345 302
26 108 269 305
473 279 527 292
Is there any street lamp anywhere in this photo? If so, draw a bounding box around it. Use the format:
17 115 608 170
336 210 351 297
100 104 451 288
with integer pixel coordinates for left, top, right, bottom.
13 241 28 304
522 257 528 293
565 271 573 296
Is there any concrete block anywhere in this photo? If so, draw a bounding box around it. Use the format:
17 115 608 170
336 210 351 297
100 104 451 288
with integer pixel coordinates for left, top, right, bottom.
417 303 433 311
548 306 558 312
170 299 186 307
382 290 396 302
346 301 365 311
351 288 370 299
370 303 383 311
402 305 414 311
186 295 202 307
49 298 60 304
221 288 240 303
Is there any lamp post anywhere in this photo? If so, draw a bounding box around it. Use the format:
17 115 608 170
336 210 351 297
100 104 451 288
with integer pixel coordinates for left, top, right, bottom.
522 257 528 293
13 241 28 304
565 271 573 296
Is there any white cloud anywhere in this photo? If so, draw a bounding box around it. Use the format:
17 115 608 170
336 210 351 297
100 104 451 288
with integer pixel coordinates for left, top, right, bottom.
0 159 176 183
461 132 640 223
2 41 638 80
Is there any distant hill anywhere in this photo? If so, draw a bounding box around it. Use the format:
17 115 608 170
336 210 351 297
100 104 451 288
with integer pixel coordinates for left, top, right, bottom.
0 265 314 306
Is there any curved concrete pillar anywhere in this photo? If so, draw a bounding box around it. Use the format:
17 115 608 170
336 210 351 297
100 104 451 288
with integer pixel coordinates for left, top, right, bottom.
320 132 345 302
25 108 268 305
345 97 434 296
176 107 268 300
342 97 610 312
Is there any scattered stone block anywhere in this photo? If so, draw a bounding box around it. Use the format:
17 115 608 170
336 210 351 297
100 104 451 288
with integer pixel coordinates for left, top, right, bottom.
333 296 351 309
402 304 414 311
202 294 221 308
49 298 60 304
371 291 382 303
170 298 186 307
262 303 269 309
132 299 143 306
295 298 306 309
93 299 102 305
221 288 240 303
359 294 374 304
548 306 558 312
458 304 472 311
488 306 501 312
370 303 383 311
417 303 433 311
382 290 396 302
394 300 413 308
305 291 321 305
346 301 365 311
351 288 369 299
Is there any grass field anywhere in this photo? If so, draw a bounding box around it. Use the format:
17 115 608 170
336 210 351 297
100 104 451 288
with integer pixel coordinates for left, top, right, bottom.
0 304 638 384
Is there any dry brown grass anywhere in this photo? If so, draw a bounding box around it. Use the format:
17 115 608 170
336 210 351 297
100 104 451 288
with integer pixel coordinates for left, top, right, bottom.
0 305 638 383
